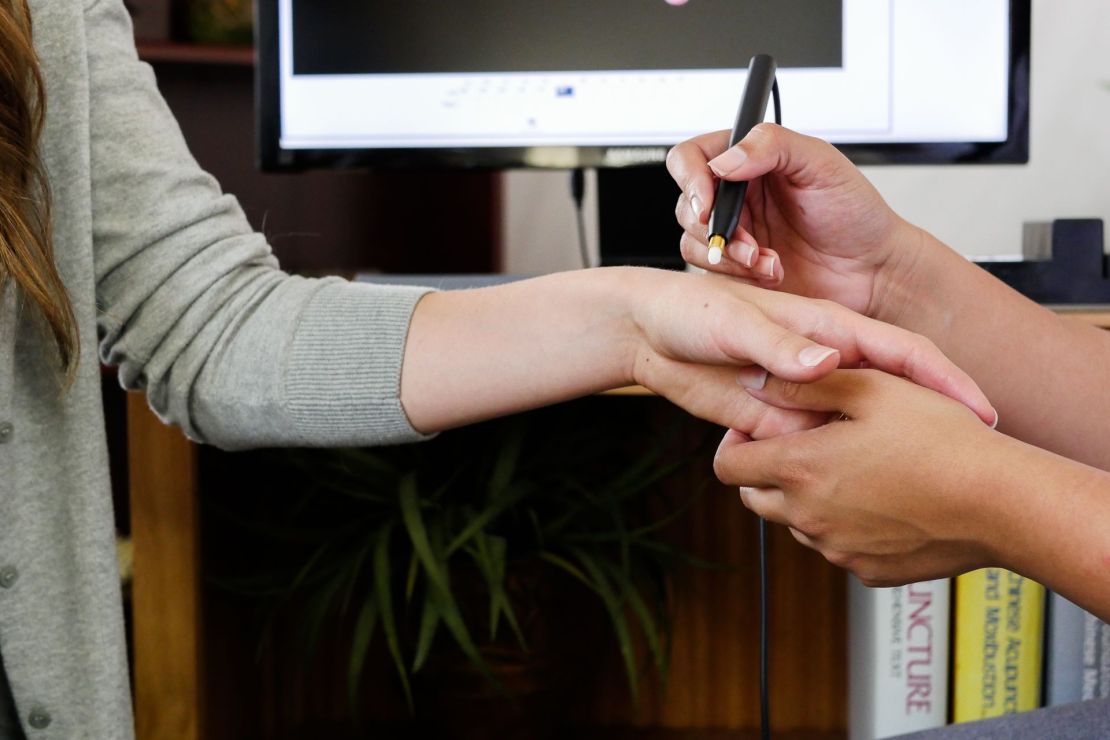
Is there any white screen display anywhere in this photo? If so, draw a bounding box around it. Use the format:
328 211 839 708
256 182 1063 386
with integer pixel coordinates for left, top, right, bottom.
277 0 1011 154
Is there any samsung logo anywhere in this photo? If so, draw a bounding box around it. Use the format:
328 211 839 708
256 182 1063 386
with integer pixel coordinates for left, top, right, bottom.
603 147 670 166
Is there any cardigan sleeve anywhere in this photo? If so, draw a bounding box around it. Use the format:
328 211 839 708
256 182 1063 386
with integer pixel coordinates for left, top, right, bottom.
85 0 434 448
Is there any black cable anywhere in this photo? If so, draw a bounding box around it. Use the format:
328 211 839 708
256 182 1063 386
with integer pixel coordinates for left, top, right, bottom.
772 78 782 133
569 168 591 268
759 515 770 740
759 76 782 740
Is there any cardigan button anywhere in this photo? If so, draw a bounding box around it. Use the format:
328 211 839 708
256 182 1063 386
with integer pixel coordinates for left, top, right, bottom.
0 566 17 589
0 422 12 443
28 706 51 729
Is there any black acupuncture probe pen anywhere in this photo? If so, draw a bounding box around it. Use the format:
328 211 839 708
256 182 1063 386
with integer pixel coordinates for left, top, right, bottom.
706 54 778 266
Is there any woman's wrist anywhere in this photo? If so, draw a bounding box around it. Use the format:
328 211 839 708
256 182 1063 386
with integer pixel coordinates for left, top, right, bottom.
869 221 941 326
604 266 677 387
981 436 1110 594
588 265 651 388
868 223 982 339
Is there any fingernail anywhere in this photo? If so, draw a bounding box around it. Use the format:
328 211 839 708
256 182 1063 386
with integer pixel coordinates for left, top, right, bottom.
708 146 748 176
732 241 759 267
755 255 776 278
990 409 1000 430
798 346 838 368
735 366 768 390
690 194 704 219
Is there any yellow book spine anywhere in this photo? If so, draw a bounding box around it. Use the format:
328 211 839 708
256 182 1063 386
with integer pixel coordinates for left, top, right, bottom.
953 568 1045 722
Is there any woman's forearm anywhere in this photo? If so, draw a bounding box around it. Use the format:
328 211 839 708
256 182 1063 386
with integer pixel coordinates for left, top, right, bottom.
877 228 1110 470
399 268 641 433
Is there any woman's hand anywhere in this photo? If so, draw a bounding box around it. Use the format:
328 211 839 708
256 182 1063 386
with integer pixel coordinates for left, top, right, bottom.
666 124 922 318
623 269 995 432
713 369 1015 585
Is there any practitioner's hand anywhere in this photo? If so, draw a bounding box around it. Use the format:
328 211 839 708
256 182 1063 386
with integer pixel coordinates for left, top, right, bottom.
666 124 923 318
713 369 1011 585
626 270 996 437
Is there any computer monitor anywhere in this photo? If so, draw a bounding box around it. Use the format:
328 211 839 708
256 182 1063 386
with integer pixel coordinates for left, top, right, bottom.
257 0 1029 170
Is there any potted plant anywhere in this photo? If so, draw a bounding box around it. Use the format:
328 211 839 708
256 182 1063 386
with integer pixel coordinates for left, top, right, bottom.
209 405 715 737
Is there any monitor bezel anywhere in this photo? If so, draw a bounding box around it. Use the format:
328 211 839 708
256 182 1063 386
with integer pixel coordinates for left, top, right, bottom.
256 0 1030 171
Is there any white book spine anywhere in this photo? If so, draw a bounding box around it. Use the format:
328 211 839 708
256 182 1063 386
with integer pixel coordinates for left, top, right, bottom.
850 577 950 740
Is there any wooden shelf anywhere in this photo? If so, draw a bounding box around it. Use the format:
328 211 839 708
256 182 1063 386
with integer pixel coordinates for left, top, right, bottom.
578 731 844 740
1052 306 1110 328
137 41 254 66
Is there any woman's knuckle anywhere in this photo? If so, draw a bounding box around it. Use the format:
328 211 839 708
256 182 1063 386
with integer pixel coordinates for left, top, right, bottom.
792 509 826 539
824 549 857 570
749 122 780 149
679 233 698 260
745 403 775 439
713 449 737 484
664 144 686 175
778 379 803 403
858 570 892 588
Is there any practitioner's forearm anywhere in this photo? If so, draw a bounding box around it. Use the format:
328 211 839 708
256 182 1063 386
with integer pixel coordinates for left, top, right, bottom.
876 227 1110 470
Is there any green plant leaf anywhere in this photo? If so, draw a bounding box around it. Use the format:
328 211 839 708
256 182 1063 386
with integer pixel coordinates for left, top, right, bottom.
412 587 441 673
346 593 379 708
487 425 525 499
445 482 530 556
433 586 498 691
399 475 451 595
400 479 497 688
602 559 666 682
487 535 524 648
338 538 375 617
568 546 639 702
538 551 591 588
404 551 420 605
336 448 402 478
597 483 631 584
372 522 413 710
301 567 348 659
466 534 525 650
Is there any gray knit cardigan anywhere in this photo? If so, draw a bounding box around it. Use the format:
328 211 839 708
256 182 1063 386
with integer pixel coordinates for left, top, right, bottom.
0 1 431 736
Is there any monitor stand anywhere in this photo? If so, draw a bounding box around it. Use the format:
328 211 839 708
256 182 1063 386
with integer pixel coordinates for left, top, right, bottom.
597 165 686 270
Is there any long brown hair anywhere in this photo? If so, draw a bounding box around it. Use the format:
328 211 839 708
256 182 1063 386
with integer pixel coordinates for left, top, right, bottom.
0 0 78 378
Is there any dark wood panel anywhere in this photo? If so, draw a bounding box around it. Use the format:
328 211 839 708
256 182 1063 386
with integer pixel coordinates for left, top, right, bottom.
194 401 847 737
129 394 201 740
149 63 500 275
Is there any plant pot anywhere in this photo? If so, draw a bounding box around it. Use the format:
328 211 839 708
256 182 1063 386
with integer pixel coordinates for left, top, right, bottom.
413 641 563 740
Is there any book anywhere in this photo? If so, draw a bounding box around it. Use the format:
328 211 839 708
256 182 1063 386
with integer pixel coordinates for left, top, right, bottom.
953 568 1046 722
849 577 950 740
1045 593 1110 705
1079 607 1110 702
1045 592 1088 705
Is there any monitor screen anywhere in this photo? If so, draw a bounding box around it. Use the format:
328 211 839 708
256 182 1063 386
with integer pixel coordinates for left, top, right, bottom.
257 0 1029 170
